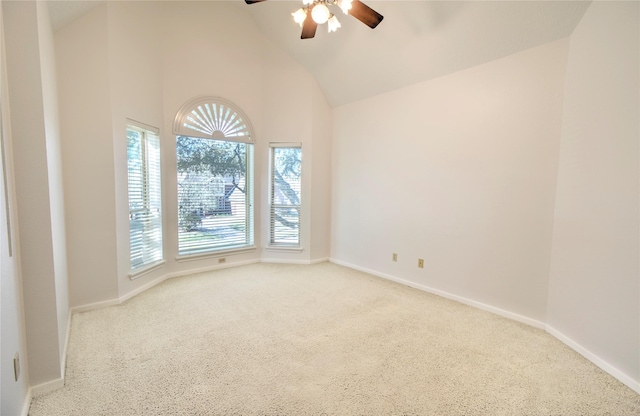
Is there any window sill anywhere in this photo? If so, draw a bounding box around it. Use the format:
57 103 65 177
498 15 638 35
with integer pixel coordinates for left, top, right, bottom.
129 260 166 280
176 246 257 263
265 246 303 253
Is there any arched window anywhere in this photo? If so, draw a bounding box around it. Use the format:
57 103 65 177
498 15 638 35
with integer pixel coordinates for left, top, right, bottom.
173 96 254 142
174 97 254 256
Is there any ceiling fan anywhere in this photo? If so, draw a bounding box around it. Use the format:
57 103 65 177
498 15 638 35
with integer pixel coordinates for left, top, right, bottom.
245 0 384 39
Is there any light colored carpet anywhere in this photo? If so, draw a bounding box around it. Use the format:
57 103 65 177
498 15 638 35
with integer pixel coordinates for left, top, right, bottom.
29 262 640 415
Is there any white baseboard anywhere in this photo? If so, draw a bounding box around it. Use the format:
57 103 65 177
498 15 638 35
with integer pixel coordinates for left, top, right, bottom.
330 258 640 395
20 388 32 416
70 298 119 314
260 259 328 266
119 273 169 304
74 257 331 315
164 258 261 280
61 310 72 379
261 258 312 265
260 257 330 265
35 259 640 404
72 260 262 314
73 258 328 315
31 377 64 398
329 258 545 329
546 325 640 394
23 310 72 411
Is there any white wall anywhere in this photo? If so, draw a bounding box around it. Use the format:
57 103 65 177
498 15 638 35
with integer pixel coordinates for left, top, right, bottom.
3 0 67 388
6 0 638 405
331 1 639 392
259 39 319 263
54 1 333 308
0 4 30 414
106 2 165 299
160 1 331 268
37 0 69 374
547 1 639 389
56 4 118 308
310 82 332 262
332 39 569 323
160 1 266 273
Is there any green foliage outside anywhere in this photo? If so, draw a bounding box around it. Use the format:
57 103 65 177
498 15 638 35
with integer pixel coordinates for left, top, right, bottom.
176 136 301 246
176 136 246 232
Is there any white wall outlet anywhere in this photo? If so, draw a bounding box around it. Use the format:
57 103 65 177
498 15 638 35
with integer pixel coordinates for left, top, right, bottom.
392 253 398 262
418 259 424 268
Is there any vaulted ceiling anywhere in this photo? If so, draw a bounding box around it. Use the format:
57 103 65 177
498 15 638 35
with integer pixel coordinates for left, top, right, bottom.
48 1 591 107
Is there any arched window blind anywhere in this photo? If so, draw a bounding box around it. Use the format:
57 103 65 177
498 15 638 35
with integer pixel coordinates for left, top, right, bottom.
173 96 254 142
174 97 254 256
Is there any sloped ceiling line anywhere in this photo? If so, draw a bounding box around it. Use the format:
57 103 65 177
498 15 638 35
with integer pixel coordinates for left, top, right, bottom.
49 0 591 107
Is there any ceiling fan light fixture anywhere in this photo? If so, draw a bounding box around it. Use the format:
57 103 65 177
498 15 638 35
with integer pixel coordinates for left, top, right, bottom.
244 0 383 40
311 3 331 24
339 0 353 14
327 15 341 32
292 8 307 26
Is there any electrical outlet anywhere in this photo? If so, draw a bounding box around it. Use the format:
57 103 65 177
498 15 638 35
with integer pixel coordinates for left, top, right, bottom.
392 253 398 262
13 352 20 381
218 257 226 264
418 259 424 268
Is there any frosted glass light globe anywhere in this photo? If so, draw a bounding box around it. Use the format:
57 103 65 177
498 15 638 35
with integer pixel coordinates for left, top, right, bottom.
327 15 341 32
292 8 307 26
339 0 353 14
311 3 331 24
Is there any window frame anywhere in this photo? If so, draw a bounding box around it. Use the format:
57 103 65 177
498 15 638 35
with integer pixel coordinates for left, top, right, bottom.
126 120 164 278
173 97 256 259
268 142 302 248
176 137 254 257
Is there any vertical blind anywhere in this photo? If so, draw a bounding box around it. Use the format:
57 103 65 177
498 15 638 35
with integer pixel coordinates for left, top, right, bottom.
270 144 301 246
127 125 163 272
176 136 254 255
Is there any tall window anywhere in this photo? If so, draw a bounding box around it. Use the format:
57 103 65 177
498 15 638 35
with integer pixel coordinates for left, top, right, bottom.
127 123 163 272
270 143 301 246
174 98 254 256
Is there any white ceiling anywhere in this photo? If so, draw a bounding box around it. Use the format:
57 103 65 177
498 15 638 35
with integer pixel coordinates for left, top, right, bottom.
48 1 591 107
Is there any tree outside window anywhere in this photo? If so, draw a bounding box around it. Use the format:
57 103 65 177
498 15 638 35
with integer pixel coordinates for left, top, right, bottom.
270 144 301 246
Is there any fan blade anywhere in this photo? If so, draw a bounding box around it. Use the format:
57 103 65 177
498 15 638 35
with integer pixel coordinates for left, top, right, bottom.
245 0 266 4
350 0 384 29
301 8 317 39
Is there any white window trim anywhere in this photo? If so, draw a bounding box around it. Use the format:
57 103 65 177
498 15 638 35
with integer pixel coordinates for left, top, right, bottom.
127 120 164 273
176 246 257 263
174 97 256 257
129 259 166 280
269 142 302 248
265 246 304 253
175 139 254 256
269 142 302 148
127 118 159 136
